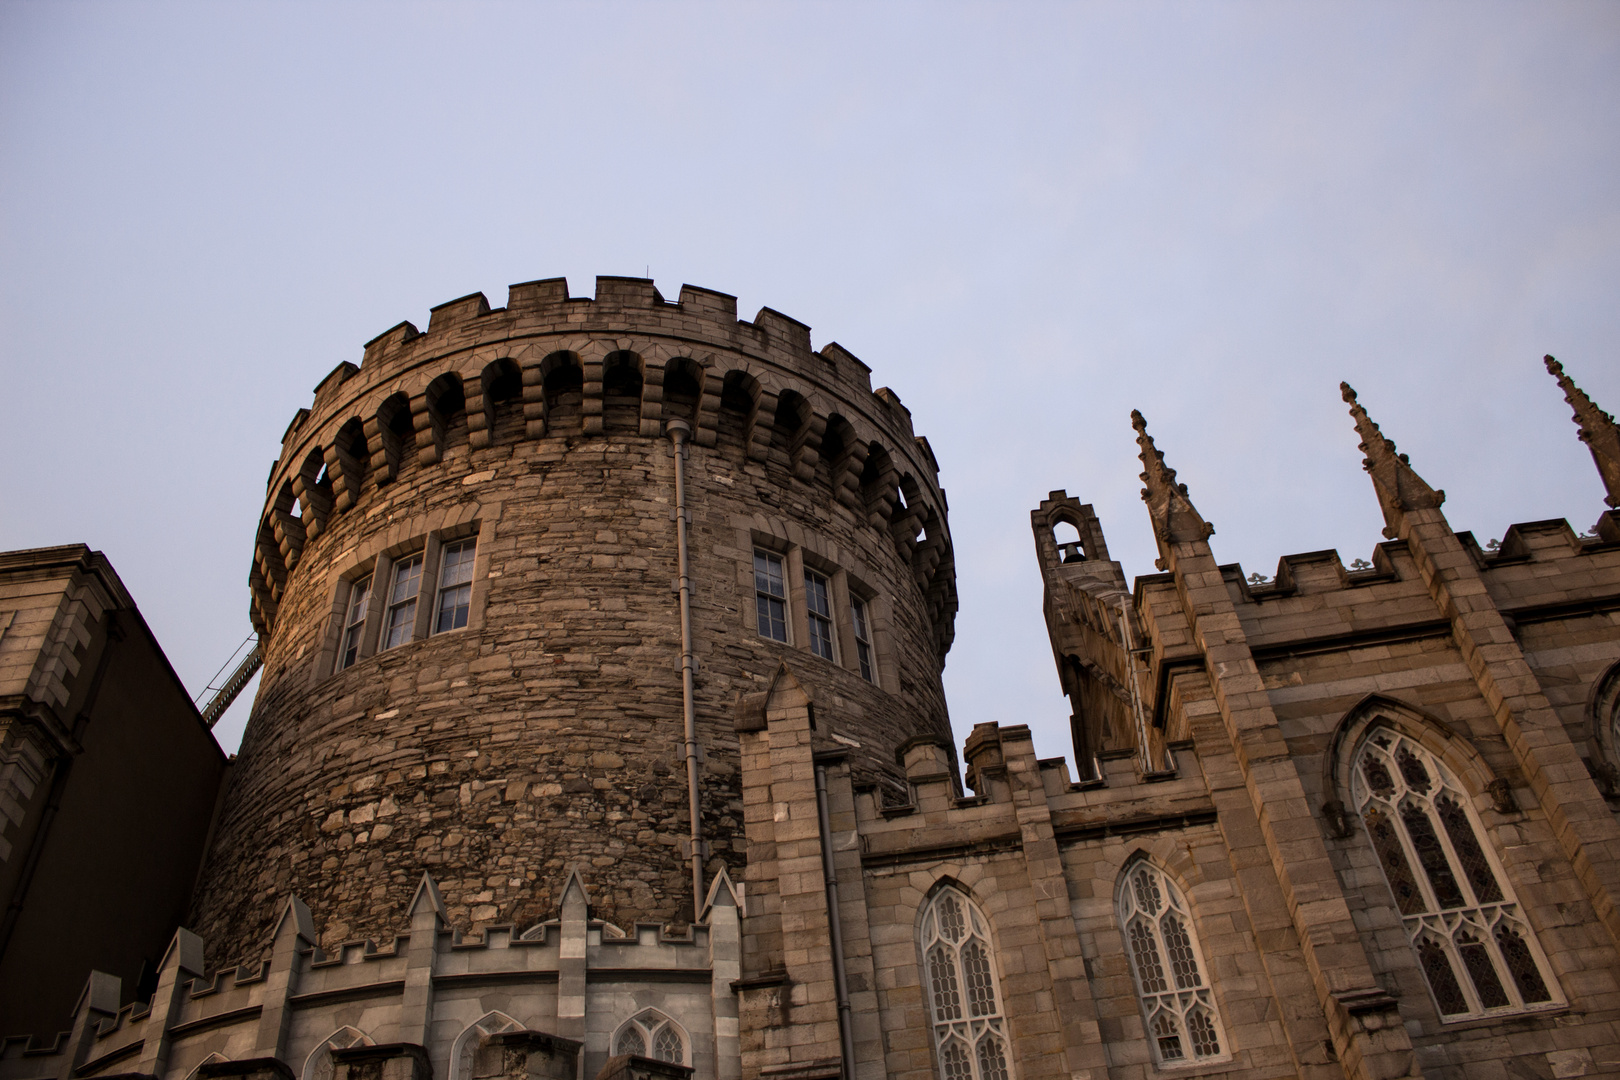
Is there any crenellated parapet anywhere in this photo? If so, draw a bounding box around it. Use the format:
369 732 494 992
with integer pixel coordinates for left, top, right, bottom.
0 867 740 1080
248 276 955 652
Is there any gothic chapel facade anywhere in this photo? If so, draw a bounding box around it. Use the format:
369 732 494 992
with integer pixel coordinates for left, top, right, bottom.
1 279 1618 1080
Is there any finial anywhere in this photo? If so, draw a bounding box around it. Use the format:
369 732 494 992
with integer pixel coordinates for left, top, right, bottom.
1544 355 1620 508
1341 382 1444 539
1131 410 1213 569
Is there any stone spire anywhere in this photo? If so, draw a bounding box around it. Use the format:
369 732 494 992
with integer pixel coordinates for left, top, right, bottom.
1546 355 1620 509
1131 410 1213 569
1341 383 1444 538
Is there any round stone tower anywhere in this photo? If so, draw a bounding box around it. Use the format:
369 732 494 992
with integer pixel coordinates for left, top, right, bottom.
189 276 957 962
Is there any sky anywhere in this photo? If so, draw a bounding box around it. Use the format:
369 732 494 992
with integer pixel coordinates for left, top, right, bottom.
1 1 1616 764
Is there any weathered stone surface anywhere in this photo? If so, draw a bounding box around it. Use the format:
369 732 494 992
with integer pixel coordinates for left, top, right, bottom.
189 279 958 964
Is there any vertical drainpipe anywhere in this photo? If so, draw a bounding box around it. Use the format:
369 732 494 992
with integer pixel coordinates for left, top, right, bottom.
815 762 857 1080
668 420 705 917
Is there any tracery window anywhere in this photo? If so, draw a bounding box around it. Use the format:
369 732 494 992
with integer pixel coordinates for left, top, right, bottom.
1116 860 1226 1067
919 887 1013 1080
1352 729 1560 1020
611 1010 686 1065
450 1012 521 1080
302 1027 371 1080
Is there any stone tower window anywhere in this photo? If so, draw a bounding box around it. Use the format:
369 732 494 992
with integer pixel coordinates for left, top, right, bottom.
804 568 835 660
611 1009 686 1065
382 552 424 649
1115 858 1226 1066
336 575 371 672
851 596 874 681
919 886 1013 1080
1352 730 1560 1020
434 539 476 633
754 549 788 642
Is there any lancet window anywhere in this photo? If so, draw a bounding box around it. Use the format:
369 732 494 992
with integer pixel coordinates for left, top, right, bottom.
1352 729 1560 1020
919 886 1013 1080
1116 859 1226 1066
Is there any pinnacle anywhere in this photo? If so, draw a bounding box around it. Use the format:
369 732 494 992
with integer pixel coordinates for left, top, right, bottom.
1544 354 1620 508
1341 381 1444 536
1131 409 1212 557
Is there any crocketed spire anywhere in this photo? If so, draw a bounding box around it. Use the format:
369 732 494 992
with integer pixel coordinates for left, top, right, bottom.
1132 410 1213 568
1546 355 1620 509
1341 383 1444 538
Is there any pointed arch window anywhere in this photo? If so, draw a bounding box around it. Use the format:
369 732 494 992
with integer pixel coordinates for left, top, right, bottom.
611 1010 686 1065
919 887 1013 1080
450 1012 523 1080
1352 729 1561 1020
302 1027 372 1080
1116 860 1226 1067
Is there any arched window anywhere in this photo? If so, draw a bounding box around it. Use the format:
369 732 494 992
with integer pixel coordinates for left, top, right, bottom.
1352 729 1561 1020
919 886 1012 1080
184 1054 229 1080
450 1011 522 1080
1053 520 1085 563
302 1027 371 1080
611 1009 686 1065
1115 859 1226 1066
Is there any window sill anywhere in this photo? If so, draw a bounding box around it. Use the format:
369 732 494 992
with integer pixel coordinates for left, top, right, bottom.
1431 1002 1569 1031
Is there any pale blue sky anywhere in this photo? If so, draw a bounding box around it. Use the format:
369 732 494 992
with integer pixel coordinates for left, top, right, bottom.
2 2 1616 761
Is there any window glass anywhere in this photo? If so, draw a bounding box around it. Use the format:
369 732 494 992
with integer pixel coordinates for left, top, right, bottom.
337 575 371 671
805 569 834 660
920 888 1012 1080
851 597 874 681
611 1011 684 1066
434 539 476 633
1352 730 1560 1019
754 549 787 642
383 553 424 649
1116 861 1226 1066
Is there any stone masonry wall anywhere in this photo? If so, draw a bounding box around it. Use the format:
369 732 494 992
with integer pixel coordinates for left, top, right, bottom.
188 278 957 967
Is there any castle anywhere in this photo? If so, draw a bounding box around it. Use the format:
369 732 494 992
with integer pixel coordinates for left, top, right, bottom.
1 277 1618 1080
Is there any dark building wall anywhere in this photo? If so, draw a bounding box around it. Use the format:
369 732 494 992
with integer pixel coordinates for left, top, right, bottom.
0 548 227 1035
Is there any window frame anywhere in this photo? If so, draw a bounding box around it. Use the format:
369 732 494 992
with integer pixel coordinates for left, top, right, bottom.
335 574 372 672
433 537 476 634
753 547 789 643
804 567 836 661
381 551 425 650
850 594 875 682
1351 727 1563 1022
610 1009 687 1066
918 886 1015 1080
1115 858 1229 1069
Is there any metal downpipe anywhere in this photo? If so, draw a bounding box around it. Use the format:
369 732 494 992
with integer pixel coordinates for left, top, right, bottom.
668 420 705 918
815 762 857 1080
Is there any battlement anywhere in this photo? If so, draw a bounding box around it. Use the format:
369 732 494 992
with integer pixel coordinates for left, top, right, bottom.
249 276 958 648
0 868 739 1080
347 277 871 401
